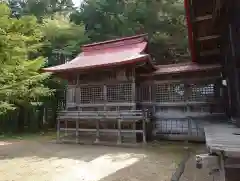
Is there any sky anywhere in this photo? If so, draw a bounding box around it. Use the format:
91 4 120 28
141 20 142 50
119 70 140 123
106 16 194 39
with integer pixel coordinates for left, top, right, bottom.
72 0 83 7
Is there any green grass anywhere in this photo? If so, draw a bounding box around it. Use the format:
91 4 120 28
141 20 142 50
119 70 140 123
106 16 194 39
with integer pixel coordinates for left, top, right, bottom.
0 131 56 141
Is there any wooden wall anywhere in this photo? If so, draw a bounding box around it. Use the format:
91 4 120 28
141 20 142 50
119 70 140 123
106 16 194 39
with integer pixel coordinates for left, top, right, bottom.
65 67 137 111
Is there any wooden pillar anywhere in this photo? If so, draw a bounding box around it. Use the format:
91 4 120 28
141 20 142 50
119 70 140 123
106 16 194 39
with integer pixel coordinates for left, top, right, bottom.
219 154 226 181
133 121 136 143
184 83 191 141
142 118 146 144
132 68 136 110
76 119 79 144
131 68 136 142
117 119 122 144
228 23 240 120
95 120 100 143
149 84 152 103
64 120 68 137
79 86 82 111
152 84 156 114
103 85 107 111
57 119 60 143
187 118 192 138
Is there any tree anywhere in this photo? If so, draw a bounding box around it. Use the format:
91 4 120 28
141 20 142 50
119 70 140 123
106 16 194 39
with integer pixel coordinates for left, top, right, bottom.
0 3 51 115
42 14 89 66
7 0 75 19
70 0 189 64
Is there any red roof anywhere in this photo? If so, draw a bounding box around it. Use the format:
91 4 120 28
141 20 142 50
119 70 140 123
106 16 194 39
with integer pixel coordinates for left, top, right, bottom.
43 34 154 73
148 62 221 75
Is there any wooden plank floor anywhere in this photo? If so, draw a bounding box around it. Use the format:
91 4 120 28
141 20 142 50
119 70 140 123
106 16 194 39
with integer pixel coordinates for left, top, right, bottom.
204 122 240 157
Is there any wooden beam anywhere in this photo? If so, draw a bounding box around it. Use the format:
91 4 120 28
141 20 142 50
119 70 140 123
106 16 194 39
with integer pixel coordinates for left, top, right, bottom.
60 128 144 133
194 15 213 22
197 35 221 41
200 49 220 56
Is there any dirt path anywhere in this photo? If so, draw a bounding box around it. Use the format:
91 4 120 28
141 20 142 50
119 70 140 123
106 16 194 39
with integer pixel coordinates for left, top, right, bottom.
0 140 187 181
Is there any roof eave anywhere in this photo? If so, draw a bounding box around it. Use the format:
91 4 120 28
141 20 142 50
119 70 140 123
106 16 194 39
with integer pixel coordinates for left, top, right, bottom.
140 63 222 77
42 55 153 74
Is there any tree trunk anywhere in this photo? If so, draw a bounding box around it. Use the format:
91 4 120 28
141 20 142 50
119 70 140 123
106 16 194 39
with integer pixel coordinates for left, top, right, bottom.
17 106 25 133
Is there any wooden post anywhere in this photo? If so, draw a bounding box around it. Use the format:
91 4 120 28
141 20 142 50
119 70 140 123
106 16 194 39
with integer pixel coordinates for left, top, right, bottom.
76 119 79 144
219 154 226 181
103 85 107 111
142 118 146 144
149 85 152 103
133 121 136 143
132 68 136 110
42 107 46 125
57 119 60 143
185 83 191 142
117 119 122 144
64 120 68 137
187 118 192 143
95 120 100 143
152 84 156 114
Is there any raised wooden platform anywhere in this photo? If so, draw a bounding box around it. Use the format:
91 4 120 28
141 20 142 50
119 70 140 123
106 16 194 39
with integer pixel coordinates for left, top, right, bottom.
57 110 149 145
204 122 240 157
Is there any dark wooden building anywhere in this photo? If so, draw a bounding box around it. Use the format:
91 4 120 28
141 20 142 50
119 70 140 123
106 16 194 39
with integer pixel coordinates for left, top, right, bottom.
43 33 223 144
185 0 240 180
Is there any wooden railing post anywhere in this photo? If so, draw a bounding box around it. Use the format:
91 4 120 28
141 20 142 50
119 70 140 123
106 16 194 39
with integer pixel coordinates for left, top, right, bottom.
76 119 79 144
142 111 147 144
117 119 122 144
57 118 60 143
95 119 100 143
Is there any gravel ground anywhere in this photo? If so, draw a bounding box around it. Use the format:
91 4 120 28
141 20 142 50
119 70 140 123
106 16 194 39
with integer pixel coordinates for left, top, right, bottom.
0 139 187 181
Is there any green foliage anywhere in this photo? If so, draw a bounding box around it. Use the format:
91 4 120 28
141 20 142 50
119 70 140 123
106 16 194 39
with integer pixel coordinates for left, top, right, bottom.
0 3 51 114
71 0 189 64
0 0 190 131
7 0 74 19
42 14 89 66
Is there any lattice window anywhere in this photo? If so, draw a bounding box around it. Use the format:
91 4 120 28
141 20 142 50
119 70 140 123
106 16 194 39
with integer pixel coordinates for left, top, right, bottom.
188 83 215 102
106 83 132 102
156 119 189 134
156 118 204 136
156 83 185 102
80 85 104 104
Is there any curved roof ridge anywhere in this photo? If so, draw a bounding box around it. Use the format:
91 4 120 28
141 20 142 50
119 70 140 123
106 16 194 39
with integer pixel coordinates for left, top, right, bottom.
82 34 147 52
